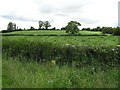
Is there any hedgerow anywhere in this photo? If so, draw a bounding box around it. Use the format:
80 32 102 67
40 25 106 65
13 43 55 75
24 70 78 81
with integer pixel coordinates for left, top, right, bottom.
2 37 119 67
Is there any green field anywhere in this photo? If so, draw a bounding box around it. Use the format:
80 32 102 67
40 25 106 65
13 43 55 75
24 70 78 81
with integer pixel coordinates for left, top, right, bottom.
2 35 119 46
2 30 103 35
2 30 119 88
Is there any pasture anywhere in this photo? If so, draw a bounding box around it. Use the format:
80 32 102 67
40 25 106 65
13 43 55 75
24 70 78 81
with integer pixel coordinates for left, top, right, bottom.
2 30 103 36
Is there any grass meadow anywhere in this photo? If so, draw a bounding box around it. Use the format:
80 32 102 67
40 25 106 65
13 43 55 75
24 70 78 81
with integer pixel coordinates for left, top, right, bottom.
2 30 103 36
2 30 120 88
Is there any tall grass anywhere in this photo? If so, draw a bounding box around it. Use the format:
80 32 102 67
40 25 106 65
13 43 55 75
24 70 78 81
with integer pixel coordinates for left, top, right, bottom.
2 56 118 88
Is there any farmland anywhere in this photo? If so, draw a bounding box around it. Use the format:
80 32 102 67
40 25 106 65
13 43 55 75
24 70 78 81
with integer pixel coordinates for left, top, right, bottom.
2 30 120 88
2 30 103 36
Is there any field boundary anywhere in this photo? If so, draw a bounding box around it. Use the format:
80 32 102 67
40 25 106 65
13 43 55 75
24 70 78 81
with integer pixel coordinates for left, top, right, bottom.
2 34 108 36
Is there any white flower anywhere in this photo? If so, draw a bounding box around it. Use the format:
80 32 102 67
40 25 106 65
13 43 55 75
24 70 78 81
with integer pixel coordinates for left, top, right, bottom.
112 49 115 51
65 44 69 46
72 45 75 47
51 60 56 65
117 45 120 47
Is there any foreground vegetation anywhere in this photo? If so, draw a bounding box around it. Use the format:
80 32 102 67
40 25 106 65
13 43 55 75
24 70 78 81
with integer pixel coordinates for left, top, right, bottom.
3 56 118 88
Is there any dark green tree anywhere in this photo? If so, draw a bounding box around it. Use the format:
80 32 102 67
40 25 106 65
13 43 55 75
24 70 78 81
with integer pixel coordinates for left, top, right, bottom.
43 21 51 30
13 23 16 30
113 27 120 36
65 21 81 34
30 26 35 30
7 22 13 31
38 21 44 30
7 22 16 31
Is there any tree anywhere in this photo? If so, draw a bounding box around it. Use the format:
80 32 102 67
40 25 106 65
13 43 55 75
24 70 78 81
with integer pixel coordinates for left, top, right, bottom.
30 26 35 30
113 27 120 36
82 28 90 31
7 22 13 31
65 21 81 34
102 27 113 34
7 22 16 31
13 23 16 30
38 21 44 30
61 27 66 30
43 21 51 30
96 26 101 31
51 27 56 30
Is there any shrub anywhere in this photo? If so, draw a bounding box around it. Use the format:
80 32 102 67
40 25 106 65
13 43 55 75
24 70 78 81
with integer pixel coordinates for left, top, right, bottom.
102 27 114 34
113 27 120 36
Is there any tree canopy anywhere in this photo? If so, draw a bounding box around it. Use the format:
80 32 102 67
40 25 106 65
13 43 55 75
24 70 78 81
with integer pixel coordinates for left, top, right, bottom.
65 21 81 34
44 21 51 30
7 22 16 31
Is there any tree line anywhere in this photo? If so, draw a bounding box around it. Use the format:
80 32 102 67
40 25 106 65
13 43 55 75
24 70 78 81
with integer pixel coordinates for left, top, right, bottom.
82 26 120 36
7 21 52 31
5 21 81 34
2 20 120 35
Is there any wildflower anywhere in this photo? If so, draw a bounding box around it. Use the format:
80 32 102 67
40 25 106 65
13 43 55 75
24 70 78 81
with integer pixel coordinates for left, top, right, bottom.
112 48 115 51
117 45 120 47
65 44 69 46
51 60 56 65
72 45 75 47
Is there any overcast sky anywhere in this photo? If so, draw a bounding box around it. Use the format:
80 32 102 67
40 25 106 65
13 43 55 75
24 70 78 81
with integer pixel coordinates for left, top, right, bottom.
0 0 119 30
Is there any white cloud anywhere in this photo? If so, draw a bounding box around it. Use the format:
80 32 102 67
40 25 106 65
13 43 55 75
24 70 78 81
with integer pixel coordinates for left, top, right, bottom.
0 0 119 30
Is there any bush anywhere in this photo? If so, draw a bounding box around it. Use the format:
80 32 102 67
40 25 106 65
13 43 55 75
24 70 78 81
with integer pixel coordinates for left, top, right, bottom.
1 30 13 33
113 27 120 36
82 28 91 31
102 27 114 34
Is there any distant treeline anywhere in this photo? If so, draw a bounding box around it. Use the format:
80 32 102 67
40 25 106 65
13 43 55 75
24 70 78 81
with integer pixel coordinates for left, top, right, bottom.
1 26 120 36
81 26 120 36
1 21 120 36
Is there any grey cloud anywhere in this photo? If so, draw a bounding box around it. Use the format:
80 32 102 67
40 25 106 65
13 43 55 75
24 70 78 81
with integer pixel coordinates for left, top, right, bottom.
79 18 99 24
1 15 38 22
40 4 54 14
38 1 86 16
55 13 68 17
61 4 84 13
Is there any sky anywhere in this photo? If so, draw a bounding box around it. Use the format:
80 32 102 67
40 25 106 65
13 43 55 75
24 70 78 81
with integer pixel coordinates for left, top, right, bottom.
0 0 119 30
